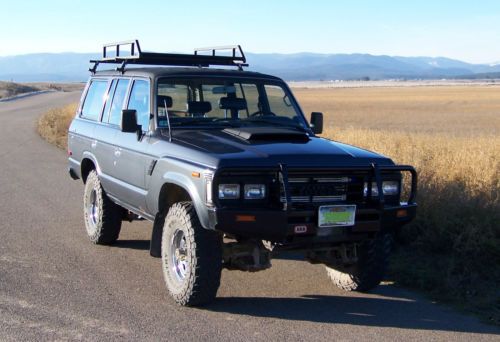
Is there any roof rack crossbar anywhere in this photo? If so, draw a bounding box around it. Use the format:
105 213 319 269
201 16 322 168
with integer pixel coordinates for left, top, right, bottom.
102 39 141 60
89 40 248 74
194 45 246 62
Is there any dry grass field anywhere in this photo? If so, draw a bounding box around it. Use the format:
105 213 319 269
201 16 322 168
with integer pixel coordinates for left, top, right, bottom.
294 86 500 323
38 85 499 323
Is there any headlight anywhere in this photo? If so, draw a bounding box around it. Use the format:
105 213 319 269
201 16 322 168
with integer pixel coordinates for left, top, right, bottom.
244 184 266 199
218 184 240 199
363 181 399 196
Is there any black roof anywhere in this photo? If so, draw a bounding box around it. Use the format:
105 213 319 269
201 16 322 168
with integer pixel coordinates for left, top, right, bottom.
93 67 282 81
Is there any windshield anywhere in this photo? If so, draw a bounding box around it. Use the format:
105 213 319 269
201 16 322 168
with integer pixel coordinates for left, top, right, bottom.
156 77 308 131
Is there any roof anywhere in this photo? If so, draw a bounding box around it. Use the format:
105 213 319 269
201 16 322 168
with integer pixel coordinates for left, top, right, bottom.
93 67 283 81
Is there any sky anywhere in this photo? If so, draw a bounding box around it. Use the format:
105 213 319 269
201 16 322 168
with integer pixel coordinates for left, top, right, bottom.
0 0 499 64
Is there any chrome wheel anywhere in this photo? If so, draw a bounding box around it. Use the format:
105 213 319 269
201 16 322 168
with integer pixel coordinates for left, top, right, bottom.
86 188 98 234
171 229 189 282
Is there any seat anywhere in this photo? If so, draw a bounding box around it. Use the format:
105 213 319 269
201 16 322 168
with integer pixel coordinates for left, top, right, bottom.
187 101 212 117
157 95 173 117
219 97 247 118
158 95 173 108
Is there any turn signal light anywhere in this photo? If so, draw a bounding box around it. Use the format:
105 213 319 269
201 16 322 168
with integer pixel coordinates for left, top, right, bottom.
396 209 407 218
236 215 256 222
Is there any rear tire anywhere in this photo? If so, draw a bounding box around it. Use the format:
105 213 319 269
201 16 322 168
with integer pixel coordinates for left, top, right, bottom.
325 233 392 292
83 170 122 244
161 202 222 306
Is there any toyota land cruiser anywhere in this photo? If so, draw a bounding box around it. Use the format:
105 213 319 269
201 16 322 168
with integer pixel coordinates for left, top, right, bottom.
68 40 417 306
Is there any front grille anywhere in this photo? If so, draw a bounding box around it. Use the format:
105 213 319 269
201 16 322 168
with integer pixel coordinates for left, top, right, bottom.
280 175 364 205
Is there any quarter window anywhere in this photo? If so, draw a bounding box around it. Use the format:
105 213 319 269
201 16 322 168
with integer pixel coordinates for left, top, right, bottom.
81 80 108 121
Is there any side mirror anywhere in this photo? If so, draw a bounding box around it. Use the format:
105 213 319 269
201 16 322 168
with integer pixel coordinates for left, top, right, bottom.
310 112 323 134
121 109 140 133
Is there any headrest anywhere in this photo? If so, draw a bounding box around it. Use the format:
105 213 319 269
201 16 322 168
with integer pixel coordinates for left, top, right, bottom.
187 101 212 114
219 97 247 110
157 95 173 108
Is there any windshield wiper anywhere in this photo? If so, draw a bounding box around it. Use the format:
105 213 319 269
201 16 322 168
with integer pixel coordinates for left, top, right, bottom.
170 118 239 127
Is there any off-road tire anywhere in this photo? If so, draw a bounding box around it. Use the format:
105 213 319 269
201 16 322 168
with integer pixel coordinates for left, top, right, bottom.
83 170 122 244
161 201 223 306
325 233 392 292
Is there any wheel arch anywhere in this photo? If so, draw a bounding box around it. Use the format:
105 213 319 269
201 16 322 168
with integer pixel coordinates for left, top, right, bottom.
149 174 210 258
80 152 102 184
158 182 192 214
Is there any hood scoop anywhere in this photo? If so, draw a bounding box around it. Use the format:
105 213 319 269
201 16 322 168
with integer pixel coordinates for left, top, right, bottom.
223 127 309 142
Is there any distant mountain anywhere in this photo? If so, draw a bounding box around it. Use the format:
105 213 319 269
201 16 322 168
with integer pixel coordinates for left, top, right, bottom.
246 53 500 80
0 53 98 82
1 51 499 82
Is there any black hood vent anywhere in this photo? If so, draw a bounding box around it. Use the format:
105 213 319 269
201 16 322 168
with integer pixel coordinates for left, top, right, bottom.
223 127 309 142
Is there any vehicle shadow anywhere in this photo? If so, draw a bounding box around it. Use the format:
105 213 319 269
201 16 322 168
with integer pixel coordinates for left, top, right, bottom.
112 239 150 251
206 289 499 334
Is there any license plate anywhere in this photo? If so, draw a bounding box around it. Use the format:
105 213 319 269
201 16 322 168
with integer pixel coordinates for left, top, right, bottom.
318 205 356 227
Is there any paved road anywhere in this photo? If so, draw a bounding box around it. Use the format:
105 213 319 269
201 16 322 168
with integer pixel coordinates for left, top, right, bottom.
0 92 498 341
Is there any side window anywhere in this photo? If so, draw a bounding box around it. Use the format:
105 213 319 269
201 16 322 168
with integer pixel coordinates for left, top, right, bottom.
102 80 117 122
81 80 108 121
264 85 295 118
108 79 130 125
128 80 150 131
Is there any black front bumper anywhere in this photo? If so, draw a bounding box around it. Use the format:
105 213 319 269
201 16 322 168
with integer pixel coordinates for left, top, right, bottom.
208 163 418 246
208 202 417 243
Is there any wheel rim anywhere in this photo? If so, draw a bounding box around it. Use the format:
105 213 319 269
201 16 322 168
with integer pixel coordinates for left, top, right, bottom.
86 189 98 233
171 229 189 282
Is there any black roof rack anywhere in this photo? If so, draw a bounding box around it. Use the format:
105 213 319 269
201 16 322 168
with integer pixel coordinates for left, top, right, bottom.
89 40 248 74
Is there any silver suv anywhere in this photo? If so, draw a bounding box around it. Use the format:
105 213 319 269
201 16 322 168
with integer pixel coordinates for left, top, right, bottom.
68 40 417 306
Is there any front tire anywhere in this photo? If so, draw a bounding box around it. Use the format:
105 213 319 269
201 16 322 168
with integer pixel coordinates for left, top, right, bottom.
325 233 392 292
161 202 222 306
83 170 122 244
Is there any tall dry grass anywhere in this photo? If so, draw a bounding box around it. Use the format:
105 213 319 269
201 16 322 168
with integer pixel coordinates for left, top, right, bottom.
37 103 77 149
294 86 500 322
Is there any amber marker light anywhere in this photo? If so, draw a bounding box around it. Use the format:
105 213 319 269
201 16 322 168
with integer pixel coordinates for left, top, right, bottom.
191 172 201 178
396 209 408 218
236 215 256 222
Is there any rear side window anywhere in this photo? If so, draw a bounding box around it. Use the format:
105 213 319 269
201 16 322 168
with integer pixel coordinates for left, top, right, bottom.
128 80 150 131
108 79 130 125
81 80 108 121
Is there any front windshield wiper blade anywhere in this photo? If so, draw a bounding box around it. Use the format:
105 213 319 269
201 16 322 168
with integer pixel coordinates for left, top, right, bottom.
170 118 240 127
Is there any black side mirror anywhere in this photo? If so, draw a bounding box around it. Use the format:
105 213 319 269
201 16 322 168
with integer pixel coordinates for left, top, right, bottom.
121 109 140 132
310 112 323 134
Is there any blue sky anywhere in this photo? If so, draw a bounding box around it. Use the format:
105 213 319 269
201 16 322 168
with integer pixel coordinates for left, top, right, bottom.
1 0 499 63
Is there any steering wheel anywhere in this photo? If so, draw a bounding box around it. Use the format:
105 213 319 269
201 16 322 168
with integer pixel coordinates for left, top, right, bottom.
249 110 277 117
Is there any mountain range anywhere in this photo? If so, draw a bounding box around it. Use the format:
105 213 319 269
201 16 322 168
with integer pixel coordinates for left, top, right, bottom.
1 51 500 82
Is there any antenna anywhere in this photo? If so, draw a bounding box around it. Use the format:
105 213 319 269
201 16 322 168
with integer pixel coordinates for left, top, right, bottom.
163 99 172 142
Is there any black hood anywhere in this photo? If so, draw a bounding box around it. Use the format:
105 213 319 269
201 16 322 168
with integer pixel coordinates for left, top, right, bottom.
169 128 393 168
